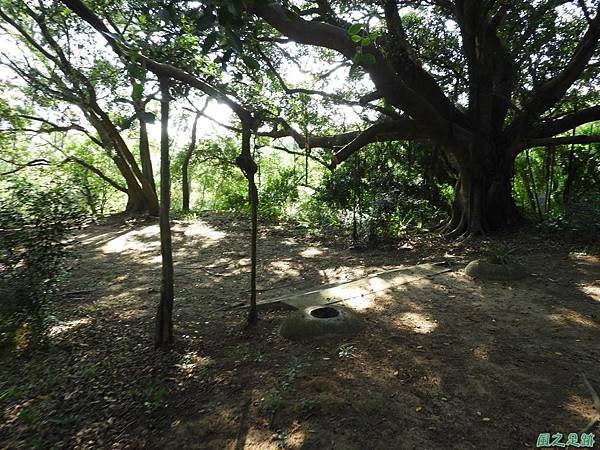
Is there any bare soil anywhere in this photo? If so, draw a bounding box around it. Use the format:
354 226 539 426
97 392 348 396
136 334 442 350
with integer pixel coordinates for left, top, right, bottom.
1 212 599 449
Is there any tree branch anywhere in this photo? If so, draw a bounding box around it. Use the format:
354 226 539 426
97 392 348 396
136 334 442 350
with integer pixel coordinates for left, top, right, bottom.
333 119 422 166
248 0 472 147
256 46 401 119
0 158 50 176
60 0 253 123
516 4 600 126
62 156 127 192
271 145 330 168
532 106 600 139
527 135 600 147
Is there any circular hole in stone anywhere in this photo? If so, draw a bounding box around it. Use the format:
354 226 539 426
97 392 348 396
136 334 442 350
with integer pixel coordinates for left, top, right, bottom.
310 306 340 319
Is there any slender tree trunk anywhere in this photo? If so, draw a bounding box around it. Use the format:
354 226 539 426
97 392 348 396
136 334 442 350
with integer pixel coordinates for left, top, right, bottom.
236 121 258 326
519 164 538 216
154 77 174 348
182 112 201 212
135 100 157 192
525 149 544 222
563 129 578 206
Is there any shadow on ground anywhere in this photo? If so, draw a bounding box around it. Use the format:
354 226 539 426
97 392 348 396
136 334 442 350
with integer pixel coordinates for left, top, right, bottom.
1 212 599 449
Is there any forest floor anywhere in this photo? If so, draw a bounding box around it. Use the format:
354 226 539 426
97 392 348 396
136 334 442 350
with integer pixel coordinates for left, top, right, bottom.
1 212 600 449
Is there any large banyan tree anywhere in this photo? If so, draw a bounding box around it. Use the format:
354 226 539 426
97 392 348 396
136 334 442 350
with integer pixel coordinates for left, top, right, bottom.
244 0 600 237
60 0 600 236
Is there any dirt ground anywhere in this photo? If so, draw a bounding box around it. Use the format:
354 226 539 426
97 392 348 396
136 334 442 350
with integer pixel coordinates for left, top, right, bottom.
1 212 599 449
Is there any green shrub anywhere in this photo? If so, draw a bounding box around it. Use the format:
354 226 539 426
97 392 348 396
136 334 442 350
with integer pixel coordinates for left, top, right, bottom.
0 178 86 348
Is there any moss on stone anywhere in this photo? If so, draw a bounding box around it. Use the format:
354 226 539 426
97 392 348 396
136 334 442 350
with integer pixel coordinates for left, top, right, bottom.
465 259 527 280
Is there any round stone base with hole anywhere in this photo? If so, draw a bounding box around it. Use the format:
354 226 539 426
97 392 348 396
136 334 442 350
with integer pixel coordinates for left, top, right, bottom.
280 305 364 341
464 259 528 281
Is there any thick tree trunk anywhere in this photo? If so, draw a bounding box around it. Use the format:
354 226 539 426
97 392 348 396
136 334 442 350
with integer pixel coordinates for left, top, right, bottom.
443 150 522 238
154 77 174 348
85 109 159 216
91 105 159 215
115 155 150 214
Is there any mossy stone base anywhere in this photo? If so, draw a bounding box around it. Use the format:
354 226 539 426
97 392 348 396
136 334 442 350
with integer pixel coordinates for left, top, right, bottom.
280 305 364 341
465 259 527 280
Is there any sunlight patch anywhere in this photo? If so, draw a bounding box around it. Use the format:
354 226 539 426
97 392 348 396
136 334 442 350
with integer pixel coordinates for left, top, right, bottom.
580 284 600 302
393 312 438 334
101 225 159 253
269 260 301 277
177 351 213 376
176 221 226 241
564 394 597 423
341 294 375 310
48 317 91 338
299 247 323 257
472 345 490 360
330 282 380 310
548 307 599 329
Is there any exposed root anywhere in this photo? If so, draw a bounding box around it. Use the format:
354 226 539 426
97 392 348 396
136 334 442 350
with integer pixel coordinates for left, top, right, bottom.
456 230 486 242
444 221 467 239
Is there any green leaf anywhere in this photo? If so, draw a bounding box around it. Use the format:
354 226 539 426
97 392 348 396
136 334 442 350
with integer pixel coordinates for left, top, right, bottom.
362 53 376 65
138 111 155 124
348 23 361 36
127 63 145 81
117 114 136 130
132 83 143 101
220 49 234 69
196 12 216 31
225 28 242 53
202 32 219 53
349 64 362 78
243 55 260 71
351 34 362 43
361 37 372 46
129 47 139 64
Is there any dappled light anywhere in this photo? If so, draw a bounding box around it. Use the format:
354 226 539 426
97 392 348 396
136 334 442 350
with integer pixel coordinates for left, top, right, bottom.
393 312 438 334
1 0 599 445
267 260 301 279
48 317 92 338
101 225 160 254
472 345 490 361
3 214 600 449
176 351 214 377
580 284 600 303
563 394 599 426
340 291 376 310
174 221 227 241
299 247 323 258
547 307 599 329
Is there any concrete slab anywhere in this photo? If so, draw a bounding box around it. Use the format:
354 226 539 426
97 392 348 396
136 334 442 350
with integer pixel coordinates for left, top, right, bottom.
257 262 451 310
